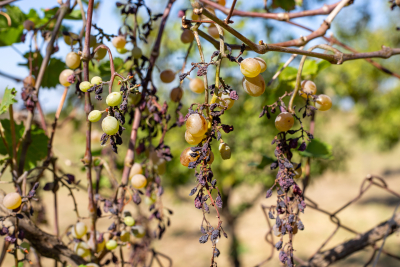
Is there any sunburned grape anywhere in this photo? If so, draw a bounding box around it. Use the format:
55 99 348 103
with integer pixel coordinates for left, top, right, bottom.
315 94 332 111
181 29 194 43
275 112 294 132
185 130 203 145
186 113 207 137
242 74 265 97
129 163 143 179
240 58 261 78
208 24 220 39
160 69 175 83
180 147 199 167
131 174 147 189
3 192 22 210
170 87 183 102
300 80 317 98
189 78 205 94
254 57 267 73
217 92 235 110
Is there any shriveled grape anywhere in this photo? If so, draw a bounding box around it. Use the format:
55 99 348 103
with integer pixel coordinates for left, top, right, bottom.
189 78 205 94
315 94 332 111
65 52 81 69
275 112 294 132
170 87 183 102
160 69 175 83
186 113 207 137
242 74 265 97
240 58 261 78
59 69 74 87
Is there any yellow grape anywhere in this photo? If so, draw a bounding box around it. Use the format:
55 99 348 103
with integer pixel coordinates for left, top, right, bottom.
132 47 142 59
254 57 267 73
207 24 219 39
105 240 118 250
112 36 126 49
102 116 119 135
106 92 123 107
74 242 90 257
185 130 203 145
293 163 303 179
71 222 87 239
242 74 265 97
59 69 74 87
160 69 175 83
65 52 80 69
23 20 35 30
131 174 147 189
186 113 207 137
300 80 317 98
3 192 22 210
63 32 78 45
170 87 183 102
315 94 332 111
129 163 143 179
180 147 199 167
217 92 235 110
219 143 231 160
181 29 194 43
192 12 199 21
88 110 102 122
275 112 294 132
189 78 205 94
94 44 107 60
240 58 261 78
23 75 36 87
91 76 102 85
120 230 130 242
79 81 92 92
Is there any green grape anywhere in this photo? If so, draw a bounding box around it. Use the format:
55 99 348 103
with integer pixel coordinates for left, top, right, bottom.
207 24 219 39
240 58 261 78
180 147 199 167
242 74 265 97
63 32 78 45
128 93 141 105
23 20 35 31
300 80 317 98
120 230 130 242
71 222 87 239
129 163 143 179
65 52 81 69
79 81 92 92
170 87 183 102
59 69 74 87
293 163 303 179
131 174 147 189
23 75 35 87
124 216 135 226
275 112 294 132
217 92 235 110
254 57 267 73
101 116 119 135
189 78 205 94
106 92 122 107
112 36 127 49
145 193 157 205
219 143 231 160
117 48 128 54
186 113 207 137
74 242 90 257
91 76 102 85
105 240 118 250
94 44 107 60
315 94 332 111
181 29 194 43
88 110 102 122
132 47 142 59
3 192 22 210
89 35 97 47
131 225 146 238
185 130 203 145
155 159 166 175
160 69 175 83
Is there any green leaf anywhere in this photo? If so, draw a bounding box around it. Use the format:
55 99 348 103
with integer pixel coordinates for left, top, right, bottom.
0 6 26 46
248 154 275 169
302 60 318 76
98 58 123 78
279 65 298 81
299 139 333 159
0 87 17 115
65 9 83 20
317 60 331 74
272 0 296 11
26 9 42 25
42 7 59 19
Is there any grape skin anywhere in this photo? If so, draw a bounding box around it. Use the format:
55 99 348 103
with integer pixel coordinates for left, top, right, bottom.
315 94 332 111
160 69 175 83
23 76 36 87
91 76 102 85
71 222 87 239
219 143 231 160
106 240 118 250
186 113 207 137
240 58 261 78
129 163 143 179
63 32 78 45
208 24 220 39
132 225 146 238
254 57 267 73
131 174 147 189
112 36 126 49
79 81 92 92
120 230 130 242
181 29 194 43
124 216 136 226
65 52 81 69
3 192 22 210
170 87 183 102
102 116 119 135
132 47 142 59
106 92 123 107
74 242 90 257
189 78 205 94
242 75 265 97
185 130 203 145
94 44 107 60
180 147 199 167
275 112 294 132
217 92 235 110
88 110 102 122
300 80 317 98
155 159 166 175
293 163 303 179
59 69 74 87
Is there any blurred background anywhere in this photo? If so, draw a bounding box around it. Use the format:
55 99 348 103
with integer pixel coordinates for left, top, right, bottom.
1 0 400 266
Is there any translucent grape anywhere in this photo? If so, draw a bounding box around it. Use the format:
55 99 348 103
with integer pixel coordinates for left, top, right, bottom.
63 32 78 45
79 81 92 92
155 159 166 175
207 24 219 39
219 143 231 160
91 76 102 85
129 163 143 179
185 130 203 145
315 94 332 111
23 20 35 30
189 78 205 94
120 230 130 242
3 192 22 210
300 80 317 98
254 57 267 73
65 52 81 69
71 222 87 239
131 174 147 189
132 225 146 238
59 69 74 87
217 92 235 110
240 58 261 78
124 216 135 226
160 69 175 83
106 92 123 107
23 75 36 87
170 87 183 102
112 36 126 49
132 47 143 59
74 242 90 257
242 74 265 97
102 116 119 135
275 112 294 132
293 163 303 179
180 147 199 167
94 44 107 60
186 113 207 137
88 110 102 122
181 29 194 43
105 240 118 250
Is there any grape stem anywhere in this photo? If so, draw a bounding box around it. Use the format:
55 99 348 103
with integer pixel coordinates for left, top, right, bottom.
92 44 116 94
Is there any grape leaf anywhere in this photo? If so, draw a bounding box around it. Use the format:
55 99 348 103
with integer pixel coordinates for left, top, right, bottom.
317 60 331 74
299 139 333 159
65 9 83 20
272 0 296 11
248 154 275 169
0 6 26 46
302 60 318 76
0 87 17 115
